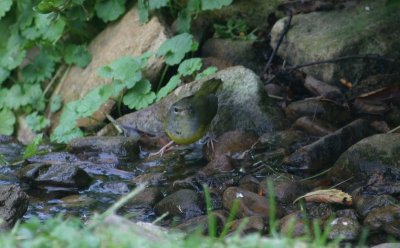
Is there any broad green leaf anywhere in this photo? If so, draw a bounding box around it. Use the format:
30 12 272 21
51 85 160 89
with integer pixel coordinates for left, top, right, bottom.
156 33 196 65
35 13 66 42
0 0 12 20
50 95 62 113
149 0 169 9
0 66 10 84
64 44 92 68
177 8 191 33
0 34 26 70
98 56 142 88
195 66 218 80
95 0 126 22
138 0 149 23
201 0 232 10
123 80 156 109
178 58 202 76
23 133 43 159
22 53 55 83
0 108 16 135
25 112 50 132
156 74 181 101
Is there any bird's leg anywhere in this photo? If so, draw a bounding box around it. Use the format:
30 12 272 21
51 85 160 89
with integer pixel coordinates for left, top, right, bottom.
200 132 218 151
148 140 175 157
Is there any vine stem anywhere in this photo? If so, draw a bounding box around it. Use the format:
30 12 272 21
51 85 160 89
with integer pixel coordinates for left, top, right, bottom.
157 64 169 92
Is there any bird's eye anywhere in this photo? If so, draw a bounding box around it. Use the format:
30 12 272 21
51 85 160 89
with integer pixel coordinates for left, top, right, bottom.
173 107 179 113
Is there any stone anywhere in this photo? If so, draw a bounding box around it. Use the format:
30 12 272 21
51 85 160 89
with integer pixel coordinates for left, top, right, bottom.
51 6 168 129
0 184 29 230
128 187 163 207
271 1 400 84
364 205 400 238
222 187 282 219
328 217 361 241
154 189 204 220
328 133 400 186
99 66 286 137
201 38 264 74
284 119 375 172
68 136 139 159
18 163 92 189
0 136 24 164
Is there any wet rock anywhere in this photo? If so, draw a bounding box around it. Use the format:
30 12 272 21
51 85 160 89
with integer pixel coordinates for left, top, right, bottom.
97 182 130 195
329 133 400 186
175 215 209 233
306 202 334 221
258 129 308 151
0 184 29 229
229 216 266 234
259 173 306 205
285 97 351 125
353 191 398 218
18 163 92 189
328 217 361 241
132 173 167 186
201 39 264 74
99 66 286 139
278 212 307 237
292 116 337 136
154 189 204 220
265 83 284 98
223 187 282 219
336 209 358 220
128 187 163 207
176 211 226 234
271 2 400 84
364 205 400 238
27 152 78 165
60 195 95 209
303 76 346 104
0 136 24 164
202 131 258 174
239 175 260 194
51 6 168 129
68 136 139 160
284 119 375 173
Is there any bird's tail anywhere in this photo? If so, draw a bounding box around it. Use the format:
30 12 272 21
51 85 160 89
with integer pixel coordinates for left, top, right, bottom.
197 79 223 96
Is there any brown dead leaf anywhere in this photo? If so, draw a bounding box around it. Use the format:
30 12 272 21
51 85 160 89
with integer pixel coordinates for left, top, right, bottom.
293 189 352 205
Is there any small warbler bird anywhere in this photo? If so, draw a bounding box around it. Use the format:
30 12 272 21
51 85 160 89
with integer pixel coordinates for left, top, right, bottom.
150 79 222 156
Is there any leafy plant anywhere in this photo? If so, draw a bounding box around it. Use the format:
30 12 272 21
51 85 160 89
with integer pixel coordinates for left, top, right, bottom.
214 19 257 41
23 133 43 159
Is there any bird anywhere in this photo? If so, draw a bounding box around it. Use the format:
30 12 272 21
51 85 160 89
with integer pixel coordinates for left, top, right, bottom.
150 78 222 156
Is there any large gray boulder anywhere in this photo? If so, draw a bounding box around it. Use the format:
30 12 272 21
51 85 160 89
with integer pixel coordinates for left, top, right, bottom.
271 1 400 84
98 66 286 137
0 185 29 230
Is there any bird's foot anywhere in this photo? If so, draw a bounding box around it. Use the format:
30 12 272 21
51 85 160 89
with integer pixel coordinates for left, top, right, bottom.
200 133 218 151
148 140 175 157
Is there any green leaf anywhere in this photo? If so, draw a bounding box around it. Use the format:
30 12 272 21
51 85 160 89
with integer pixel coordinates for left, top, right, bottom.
195 66 218 80
36 14 66 42
156 74 181 101
1 83 44 110
0 34 26 70
149 0 169 9
22 53 55 83
95 0 126 22
177 8 191 33
201 0 232 10
123 80 156 109
50 95 62 113
156 33 196 65
0 66 10 84
64 44 92 68
0 0 12 20
98 56 142 88
23 133 43 159
138 0 149 23
178 58 202 76
25 112 50 132
0 108 15 135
